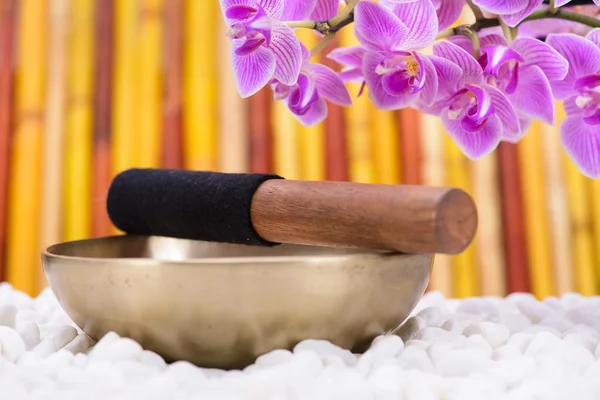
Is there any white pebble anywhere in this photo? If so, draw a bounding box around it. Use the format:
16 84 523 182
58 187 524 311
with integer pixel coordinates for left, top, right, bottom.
524 332 562 357
293 339 356 367
32 325 78 358
15 320 40 350
416 307 445 327
429 343 493 376
88 337 143 363
0 305 17 327
396 344 435 372
395 316 427 342
465 334 493 358
463 322 510 348
62 334 95 355
563 332 597 353
507 333 535 353
0 326 26 362
255 349 293 369
440 318 471 334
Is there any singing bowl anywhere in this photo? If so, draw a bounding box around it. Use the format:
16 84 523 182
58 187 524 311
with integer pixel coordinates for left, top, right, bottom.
42 235 433 369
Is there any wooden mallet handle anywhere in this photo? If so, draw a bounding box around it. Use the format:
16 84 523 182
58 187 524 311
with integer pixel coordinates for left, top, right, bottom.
251 180 477 255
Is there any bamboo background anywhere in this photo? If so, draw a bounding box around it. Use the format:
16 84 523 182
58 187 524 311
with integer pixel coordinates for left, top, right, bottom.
0 0 598 298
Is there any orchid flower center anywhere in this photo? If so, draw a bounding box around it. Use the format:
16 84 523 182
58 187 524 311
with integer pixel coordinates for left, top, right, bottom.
272 74 319 116
574 74 600 126
447 85 495 133
479 45 524 95
375 52 425 97
225 4 272 56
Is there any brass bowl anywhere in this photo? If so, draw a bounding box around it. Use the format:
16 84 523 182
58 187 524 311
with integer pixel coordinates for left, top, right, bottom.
42 235 433 369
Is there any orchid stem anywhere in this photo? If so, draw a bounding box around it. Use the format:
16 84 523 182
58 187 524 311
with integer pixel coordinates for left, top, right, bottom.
457 26 481 58
549 0 558 13
286 21 317 29
500 19 514 43
466 0 485 20
311 33 335 57
328 0 359 28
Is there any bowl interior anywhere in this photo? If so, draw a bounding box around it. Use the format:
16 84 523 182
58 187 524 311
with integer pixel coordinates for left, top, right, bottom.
45 234 394 261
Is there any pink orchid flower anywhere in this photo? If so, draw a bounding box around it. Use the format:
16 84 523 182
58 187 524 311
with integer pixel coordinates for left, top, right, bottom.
547 29 600 178
220 0 302 98
271 44 352 126
339 0 445 110
427 41 521 159
447 32 568 141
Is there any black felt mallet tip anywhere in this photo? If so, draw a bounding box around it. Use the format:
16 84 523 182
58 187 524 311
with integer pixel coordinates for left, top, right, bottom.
106 168 284 246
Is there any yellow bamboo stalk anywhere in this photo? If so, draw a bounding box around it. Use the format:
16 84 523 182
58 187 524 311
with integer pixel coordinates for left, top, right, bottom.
63 0 95 244
559 103 597 295
112 0 138 175
6 0 47 296
296 29 325 181
137 0 163 168
473 150 506 296
218 17 248 173
272 100 300 179
371 108 399 184
420 114 452 297
518 121 555 298
39 0 68 292
184 0 218 170
542 111 574 295
339 27 375 183
444 135 478 298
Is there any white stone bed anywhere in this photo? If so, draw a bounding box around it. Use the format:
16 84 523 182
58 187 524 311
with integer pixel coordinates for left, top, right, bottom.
0 282 599 399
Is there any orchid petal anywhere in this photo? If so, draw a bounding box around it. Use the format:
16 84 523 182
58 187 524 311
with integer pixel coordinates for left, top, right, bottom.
563 96 582 117
256 0 284 19
309 63 353 106
546 33 600 99
220 0 248 24
226 4 258 21
231 45 276 97
436 0 464 30
442 112 502 159
291 96 329 126
433 41 484 85
446 33 507 56
470 0 527 14
416 53 438 106
446 35 473 53
560 115 600 179
363 51 414 110
393 0 439 49
327 46 366 68
269 22 302 86
502 0 543 27
586 29 600 47
480 34 509 48
280 0 317 21
484 84 521 140
354 1 409 52
516 117 532 142
339 69 364 83
507 65 554 125
427 54 463 104
480 45 524 78
310 0 340 20
512 37 568 81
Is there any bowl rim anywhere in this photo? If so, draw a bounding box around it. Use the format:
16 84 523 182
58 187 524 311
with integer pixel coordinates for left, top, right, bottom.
42 235 416 266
